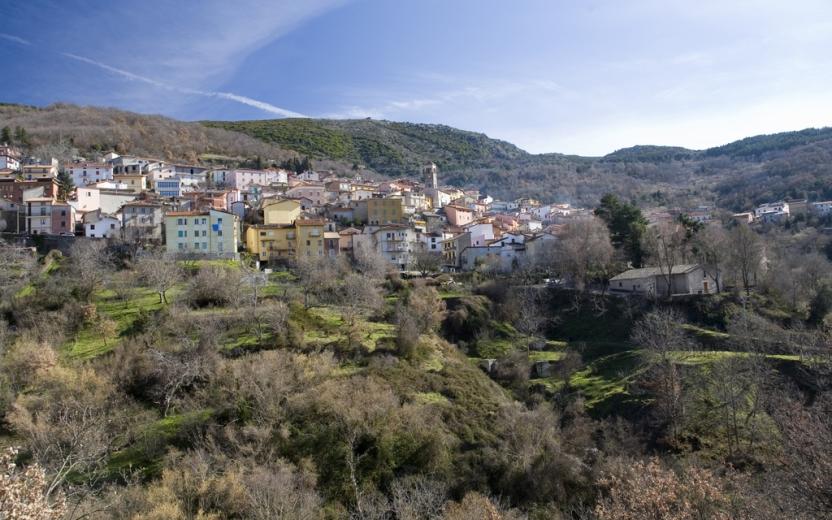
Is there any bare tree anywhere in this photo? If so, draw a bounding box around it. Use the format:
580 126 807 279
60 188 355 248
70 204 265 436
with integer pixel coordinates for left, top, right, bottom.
644 222 689 299
353 241 390 281
135 250 182 304
68 240 113 301
554 217 614 292
728 224 763 296
692 224 730 293
295 256 338 308
631 309 692 444
412 249 443 277
509 287 548 348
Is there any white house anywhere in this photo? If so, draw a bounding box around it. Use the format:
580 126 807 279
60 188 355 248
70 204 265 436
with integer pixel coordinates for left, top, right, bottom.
66 162 114 187
211 169 288 190
374 225 420 271
609 264 717 296
84 210 121 238
0 145 21 171
812 201 832 216
755 202 789 222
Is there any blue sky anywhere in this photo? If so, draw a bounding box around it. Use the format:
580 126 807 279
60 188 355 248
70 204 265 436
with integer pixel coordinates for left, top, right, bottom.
2 0 832 155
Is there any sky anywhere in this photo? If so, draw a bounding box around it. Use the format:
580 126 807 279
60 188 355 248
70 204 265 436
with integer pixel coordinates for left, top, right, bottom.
2 0 832 156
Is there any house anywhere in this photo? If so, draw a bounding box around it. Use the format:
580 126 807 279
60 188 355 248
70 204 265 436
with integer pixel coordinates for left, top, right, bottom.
263 198 301 225
84 210 121 238
0 178 58 204
113 173 148 192
609 264 717 296
154 178 182 197
21 160 58 181
245 218 327 261
441 232 472 271
25 198 75 235
0 145 21 171
164 209 240 259
285 184 327 206
812 201 832 216
338 227 361 253
210 168 288 190
732 212 754 224
73 186 137 215
121 201 164 241
444 205 475 227
374 225 419 270
754 202 789 223
66 162 114 187
367 196 404 225
296 219 327 258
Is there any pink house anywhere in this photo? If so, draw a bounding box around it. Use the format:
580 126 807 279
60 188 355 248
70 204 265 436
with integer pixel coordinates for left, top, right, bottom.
444 204 475 227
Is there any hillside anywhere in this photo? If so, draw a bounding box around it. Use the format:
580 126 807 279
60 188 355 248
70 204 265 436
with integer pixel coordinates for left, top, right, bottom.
0 103 297 166
202 118 528 176
4 102 832 208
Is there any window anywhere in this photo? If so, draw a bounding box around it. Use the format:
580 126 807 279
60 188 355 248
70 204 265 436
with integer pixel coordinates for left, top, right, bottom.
178 230 184 238
178 243 184 250
90 224 95 230
201 218 207 225
217 230 223 236
110 223 115 229
194 242 200 250
202 230 207 237
202 242 207 250
217 217 223 224
306 240 310 246
177 218 184 225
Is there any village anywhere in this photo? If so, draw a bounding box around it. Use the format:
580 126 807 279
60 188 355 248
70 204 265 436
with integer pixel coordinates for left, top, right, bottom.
1 142 828 297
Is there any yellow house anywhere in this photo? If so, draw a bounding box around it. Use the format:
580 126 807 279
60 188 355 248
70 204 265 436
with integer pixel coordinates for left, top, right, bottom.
296 219 325 258
246 224 295 261
263 198 301 225
367 197 403 225
246 218 326 261
114 173 148 192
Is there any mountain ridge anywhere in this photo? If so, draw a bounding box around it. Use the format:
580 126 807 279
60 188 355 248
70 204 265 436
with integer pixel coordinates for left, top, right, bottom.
4 102 832 208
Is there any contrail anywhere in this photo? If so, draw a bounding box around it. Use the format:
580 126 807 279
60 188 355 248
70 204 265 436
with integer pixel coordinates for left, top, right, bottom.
62 52 306 118
0 33 31 45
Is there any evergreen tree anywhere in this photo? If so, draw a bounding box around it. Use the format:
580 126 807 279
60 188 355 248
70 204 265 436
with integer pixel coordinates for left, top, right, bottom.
1 126 11 145
56 169 75 201
595 193 649 267
13 126 30 149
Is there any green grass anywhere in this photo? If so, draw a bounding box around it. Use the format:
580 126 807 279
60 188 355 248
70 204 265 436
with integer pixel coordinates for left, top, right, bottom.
107 409 214 478
666 350 801 365
567 351 647 413
64 286 179 360
413 391 450 405
529 350 566 363
681 324 730 339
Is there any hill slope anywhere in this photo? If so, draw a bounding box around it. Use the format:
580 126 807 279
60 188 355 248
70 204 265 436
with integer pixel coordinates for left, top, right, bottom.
0 103 296 165
4 102 832 208
202 118 528 176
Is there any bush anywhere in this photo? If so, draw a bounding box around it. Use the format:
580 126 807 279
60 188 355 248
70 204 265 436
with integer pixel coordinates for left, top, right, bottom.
185 266 242 308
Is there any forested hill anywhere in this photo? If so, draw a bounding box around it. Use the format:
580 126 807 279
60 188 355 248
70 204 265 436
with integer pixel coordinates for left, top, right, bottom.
4 102 832 208
201 118 528 176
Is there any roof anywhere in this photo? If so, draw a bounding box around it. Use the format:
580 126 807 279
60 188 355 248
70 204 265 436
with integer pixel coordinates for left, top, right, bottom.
165 211 208 217
67 162 112 169
610 264 700 281
295 219 326 226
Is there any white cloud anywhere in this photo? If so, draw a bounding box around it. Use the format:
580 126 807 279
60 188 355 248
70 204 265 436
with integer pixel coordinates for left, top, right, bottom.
62 53 306 118
0 32 30 45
